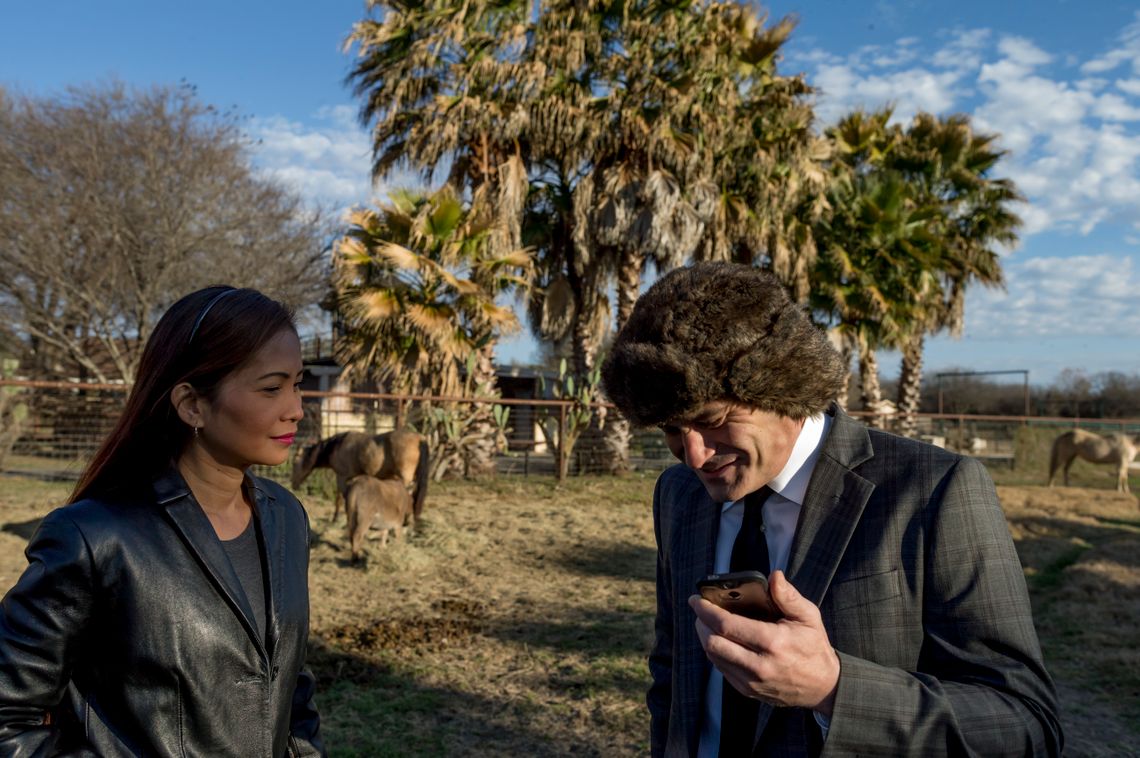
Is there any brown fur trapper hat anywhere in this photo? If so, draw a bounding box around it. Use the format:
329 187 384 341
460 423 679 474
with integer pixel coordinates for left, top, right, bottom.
601 262 846 426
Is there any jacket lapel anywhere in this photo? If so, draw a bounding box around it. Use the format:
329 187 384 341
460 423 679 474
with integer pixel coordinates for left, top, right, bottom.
155 468 267 658
249 478 282 658
752 406 876 747
785 406 875 604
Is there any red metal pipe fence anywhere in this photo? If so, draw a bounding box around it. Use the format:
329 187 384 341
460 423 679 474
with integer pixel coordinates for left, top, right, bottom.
4 379 1140 483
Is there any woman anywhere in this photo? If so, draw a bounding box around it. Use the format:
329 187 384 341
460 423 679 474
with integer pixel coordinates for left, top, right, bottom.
0 286 325 757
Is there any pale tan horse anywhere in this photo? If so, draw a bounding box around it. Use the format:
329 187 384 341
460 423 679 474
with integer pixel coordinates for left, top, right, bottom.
292 428 429 522
1047 428 1140 494
344 475 413 562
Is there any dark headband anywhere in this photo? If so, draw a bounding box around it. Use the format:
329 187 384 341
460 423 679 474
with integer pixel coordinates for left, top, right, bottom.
187 289 237 344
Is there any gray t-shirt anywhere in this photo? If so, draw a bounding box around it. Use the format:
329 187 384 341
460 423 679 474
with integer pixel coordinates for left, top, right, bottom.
221 517 266 642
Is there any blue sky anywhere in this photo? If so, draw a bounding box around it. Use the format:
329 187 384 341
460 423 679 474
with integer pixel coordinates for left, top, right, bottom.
3 1 1140 386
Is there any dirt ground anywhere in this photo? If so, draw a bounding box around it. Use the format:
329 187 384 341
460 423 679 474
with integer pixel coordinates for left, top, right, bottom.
995 484 1140 757
1 473 1137 756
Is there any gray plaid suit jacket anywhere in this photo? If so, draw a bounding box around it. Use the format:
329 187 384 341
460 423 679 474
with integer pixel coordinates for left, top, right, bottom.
647 405 1062 757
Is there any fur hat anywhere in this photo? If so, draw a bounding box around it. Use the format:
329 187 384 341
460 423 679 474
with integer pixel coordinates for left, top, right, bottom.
601 262 846 426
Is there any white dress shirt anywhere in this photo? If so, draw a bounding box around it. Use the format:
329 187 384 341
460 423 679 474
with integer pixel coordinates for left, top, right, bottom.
696 412 832 757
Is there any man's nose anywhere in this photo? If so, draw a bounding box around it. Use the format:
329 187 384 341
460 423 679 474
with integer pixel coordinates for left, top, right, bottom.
680 429 715 469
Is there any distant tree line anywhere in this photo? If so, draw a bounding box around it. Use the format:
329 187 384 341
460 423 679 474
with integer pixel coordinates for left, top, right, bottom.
880 369 1140 419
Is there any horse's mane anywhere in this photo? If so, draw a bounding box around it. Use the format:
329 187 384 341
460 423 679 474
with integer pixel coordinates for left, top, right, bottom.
309 431 349 469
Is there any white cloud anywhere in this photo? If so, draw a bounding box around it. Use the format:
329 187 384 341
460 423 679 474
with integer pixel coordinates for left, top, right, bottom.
862 38 921 69
1080 11 1140 76
1093 93 1140 121
964 254 1140 339
1017 205 1053 236
247 109 376 210
810 62 963 124
996 36 1052 67
1076 77 1109 93
931 27 992 72
1081 51 1131 75
796 22 1140 240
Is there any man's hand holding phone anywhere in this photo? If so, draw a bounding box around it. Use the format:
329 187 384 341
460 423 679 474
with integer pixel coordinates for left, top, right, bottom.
689 570 840 715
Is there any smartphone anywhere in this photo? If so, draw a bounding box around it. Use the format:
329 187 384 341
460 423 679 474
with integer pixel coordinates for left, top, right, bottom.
697 570 781 621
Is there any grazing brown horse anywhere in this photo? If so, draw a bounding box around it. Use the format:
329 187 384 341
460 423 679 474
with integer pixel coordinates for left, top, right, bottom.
344 475 413 562
1048 428 1140 494
292 428 429 522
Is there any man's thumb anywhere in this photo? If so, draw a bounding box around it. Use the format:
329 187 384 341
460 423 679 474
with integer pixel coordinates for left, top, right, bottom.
770 570 807 619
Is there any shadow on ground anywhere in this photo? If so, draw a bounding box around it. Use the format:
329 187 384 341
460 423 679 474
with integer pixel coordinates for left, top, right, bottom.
1 518 43 541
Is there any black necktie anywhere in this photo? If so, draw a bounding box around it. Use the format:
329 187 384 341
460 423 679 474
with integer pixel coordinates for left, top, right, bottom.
729 486 771 576
719 486 771 756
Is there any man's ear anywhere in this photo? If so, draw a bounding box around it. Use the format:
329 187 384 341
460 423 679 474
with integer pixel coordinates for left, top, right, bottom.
171 383 204 428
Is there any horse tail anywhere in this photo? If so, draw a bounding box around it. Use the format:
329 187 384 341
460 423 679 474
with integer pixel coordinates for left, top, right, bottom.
411 438 430 522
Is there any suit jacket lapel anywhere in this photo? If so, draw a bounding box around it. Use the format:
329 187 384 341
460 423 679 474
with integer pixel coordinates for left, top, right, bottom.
155 468 267 658
786 406 875 604
753 406 876 748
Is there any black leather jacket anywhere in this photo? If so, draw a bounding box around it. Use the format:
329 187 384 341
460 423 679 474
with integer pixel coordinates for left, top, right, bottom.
0 468 325 757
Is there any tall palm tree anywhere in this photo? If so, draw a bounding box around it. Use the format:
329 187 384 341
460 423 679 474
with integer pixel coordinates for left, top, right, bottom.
812 110 941 427
345 0 539 473
891 113 1020 437
531 0 826 472
346 0 829 474
333 187 533 477
345 0 533 265
814 172 940 425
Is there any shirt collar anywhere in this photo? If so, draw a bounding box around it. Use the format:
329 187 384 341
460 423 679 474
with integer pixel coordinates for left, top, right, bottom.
771 412 830 505
720 412 831 512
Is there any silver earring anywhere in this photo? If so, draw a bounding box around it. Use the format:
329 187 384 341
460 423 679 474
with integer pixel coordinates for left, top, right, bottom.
193 426 200 438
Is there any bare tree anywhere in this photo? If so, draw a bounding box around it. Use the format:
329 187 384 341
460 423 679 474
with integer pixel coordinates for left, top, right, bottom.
0 82 329 382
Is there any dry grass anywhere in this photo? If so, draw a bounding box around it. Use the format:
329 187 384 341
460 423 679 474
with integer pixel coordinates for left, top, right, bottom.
303 473 660 757
998 484 1140 757
1 469 1138 756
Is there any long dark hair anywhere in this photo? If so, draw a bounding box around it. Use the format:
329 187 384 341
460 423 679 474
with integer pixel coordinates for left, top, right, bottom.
70 286 297 503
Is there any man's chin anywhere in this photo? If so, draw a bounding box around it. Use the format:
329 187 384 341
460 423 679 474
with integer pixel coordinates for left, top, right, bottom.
696 473 742 503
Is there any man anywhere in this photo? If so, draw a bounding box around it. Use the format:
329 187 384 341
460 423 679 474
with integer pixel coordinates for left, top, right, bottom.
600 262 1062 757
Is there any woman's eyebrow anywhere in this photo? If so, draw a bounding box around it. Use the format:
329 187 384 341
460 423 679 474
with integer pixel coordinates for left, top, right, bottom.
254 368 306 381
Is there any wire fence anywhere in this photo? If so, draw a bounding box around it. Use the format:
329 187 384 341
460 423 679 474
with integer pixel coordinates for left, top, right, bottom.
0 380 676 483
4 379 1140 484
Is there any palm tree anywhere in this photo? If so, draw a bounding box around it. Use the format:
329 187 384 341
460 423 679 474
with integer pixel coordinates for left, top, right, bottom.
333 187 533 477
527 0 826 472
346 0 829 474
345 0 540 473
345 0 533 263
891 113 1020 437
814 173 940 426
812 110 941 427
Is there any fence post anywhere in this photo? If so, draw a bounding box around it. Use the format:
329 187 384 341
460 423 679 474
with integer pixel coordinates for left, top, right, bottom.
557 403 567 481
